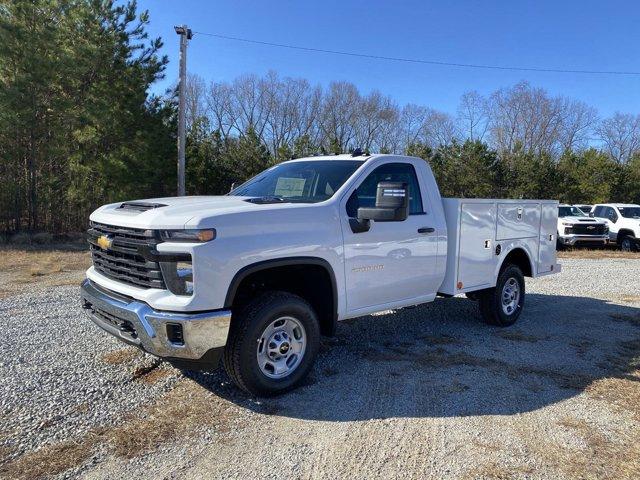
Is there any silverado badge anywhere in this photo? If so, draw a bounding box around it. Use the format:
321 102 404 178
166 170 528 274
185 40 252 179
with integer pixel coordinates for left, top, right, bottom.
97 235 113 250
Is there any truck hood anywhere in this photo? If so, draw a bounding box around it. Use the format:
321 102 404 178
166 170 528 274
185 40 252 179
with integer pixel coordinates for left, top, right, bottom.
89 196 271 229
559 216 605 224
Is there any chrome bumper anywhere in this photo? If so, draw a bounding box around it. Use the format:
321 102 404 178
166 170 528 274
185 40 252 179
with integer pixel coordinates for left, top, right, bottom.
80 279 231 361
558 234 609 245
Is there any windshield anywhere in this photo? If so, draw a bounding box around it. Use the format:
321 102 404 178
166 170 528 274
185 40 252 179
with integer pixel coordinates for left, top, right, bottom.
618 207 640 218
229 160 363 203
558 206 586 217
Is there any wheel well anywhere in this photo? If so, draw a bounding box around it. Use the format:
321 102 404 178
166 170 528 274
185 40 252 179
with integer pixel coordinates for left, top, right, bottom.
501 248 533 277
226 260 337 336
617 229 635 241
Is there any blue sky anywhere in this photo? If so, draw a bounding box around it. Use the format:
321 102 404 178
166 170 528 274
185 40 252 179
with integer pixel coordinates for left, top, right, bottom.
137 0 640 117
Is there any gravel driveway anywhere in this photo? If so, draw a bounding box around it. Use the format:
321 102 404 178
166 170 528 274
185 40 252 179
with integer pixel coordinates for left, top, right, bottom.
1 258 639 479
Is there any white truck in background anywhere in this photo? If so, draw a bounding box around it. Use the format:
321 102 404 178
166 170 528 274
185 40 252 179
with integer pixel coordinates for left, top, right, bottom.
80 153 560 395
590 203 640 251
556 204 609 248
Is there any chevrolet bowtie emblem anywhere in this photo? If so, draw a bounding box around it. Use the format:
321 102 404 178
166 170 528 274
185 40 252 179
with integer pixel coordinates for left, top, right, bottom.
97 235 113 250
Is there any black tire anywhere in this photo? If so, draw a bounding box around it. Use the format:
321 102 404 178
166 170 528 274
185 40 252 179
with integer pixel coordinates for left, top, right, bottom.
619 235 636 252
478 264 525 327
223 291 320 396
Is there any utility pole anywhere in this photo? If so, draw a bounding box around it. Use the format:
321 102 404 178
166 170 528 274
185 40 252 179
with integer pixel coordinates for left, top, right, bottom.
174 25 192 196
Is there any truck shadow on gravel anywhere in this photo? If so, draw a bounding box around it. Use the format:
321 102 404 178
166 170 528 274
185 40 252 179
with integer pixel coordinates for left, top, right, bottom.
187 293 640 421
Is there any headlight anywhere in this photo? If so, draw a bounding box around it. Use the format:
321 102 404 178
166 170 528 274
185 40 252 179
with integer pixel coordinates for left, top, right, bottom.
561 222 573 226
159 229 216 242
564 226 574 234
160 260 193 296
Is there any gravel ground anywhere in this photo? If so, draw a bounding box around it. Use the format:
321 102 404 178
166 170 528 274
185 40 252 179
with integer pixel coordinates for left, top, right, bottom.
0 257 639 479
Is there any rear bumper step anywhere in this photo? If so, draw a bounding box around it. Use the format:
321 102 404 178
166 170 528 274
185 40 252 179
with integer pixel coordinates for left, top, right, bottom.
80 279 231 362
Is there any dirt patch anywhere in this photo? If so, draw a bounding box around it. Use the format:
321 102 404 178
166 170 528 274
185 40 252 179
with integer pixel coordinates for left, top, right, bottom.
101 348 141 365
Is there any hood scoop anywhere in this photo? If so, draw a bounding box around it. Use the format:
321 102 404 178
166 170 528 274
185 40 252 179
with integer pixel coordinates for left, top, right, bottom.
118 201 168 212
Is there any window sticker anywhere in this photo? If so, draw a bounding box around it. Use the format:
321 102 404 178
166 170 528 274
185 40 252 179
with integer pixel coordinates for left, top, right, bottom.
274 177 306 197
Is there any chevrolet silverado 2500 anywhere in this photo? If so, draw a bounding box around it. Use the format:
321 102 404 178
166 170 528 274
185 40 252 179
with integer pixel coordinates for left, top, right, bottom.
590 203 640 251
80 154 561 395
556 204 608 247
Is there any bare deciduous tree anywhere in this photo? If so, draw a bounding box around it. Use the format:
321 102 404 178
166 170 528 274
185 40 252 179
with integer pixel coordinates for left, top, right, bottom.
595 112 640 164
457 91 489 142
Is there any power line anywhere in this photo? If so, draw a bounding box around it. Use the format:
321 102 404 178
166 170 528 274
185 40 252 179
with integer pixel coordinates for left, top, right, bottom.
193 31 640 76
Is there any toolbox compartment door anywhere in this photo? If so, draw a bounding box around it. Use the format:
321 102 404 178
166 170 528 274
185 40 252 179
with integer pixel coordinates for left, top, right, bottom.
496 203 540 240
458 202 497 290
538 203 557 274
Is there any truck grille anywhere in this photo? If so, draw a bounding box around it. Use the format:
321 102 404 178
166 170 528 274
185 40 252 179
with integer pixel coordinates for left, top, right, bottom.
572 223 607 235
87 222 165 289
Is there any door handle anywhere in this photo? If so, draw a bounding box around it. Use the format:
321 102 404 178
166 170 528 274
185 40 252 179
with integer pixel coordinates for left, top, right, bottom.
418 227 435 234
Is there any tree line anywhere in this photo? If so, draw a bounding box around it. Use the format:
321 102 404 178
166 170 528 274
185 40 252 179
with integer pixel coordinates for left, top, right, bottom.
1 0 640 235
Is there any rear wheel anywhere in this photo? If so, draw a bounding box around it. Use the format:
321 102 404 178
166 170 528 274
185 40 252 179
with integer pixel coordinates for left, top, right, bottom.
223 291 320 396
478 264 525 327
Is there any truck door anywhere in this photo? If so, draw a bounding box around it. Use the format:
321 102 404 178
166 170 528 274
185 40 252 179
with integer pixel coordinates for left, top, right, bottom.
340 161 439 313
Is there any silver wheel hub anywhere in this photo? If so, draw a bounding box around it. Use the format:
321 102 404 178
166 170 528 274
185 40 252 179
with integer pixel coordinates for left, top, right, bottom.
501 277 520 316
257 316 306 379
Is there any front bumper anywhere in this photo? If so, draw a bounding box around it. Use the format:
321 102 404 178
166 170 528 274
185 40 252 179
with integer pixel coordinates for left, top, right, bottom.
558 234 609 246
80 279 231 363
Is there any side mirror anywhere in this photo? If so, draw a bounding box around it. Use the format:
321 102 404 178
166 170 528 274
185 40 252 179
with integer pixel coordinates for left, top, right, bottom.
588 212 594 217
358 181 409 222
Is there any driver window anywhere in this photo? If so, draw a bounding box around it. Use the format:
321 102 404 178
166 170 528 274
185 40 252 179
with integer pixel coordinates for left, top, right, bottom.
346 163 423 217
606 208 618 223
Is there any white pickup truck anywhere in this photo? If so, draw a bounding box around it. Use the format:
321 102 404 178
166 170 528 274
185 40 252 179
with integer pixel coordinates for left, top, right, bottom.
590 203 640 251
556 204 609 248
80 153 560 395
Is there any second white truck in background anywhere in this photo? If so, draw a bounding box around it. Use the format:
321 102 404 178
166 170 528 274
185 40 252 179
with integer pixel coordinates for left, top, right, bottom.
81 153 561 395
590 203 640 251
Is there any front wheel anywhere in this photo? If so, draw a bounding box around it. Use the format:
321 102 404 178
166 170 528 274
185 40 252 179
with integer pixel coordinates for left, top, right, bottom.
223 291 320 396
478 264 525 327
619 236 637 252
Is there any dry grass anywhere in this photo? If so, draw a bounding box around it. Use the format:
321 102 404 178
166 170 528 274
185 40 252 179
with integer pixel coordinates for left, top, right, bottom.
463 460 534 480
136 368 174 385
494 330 545 343
610 312 640 326
0 247 90 297
557 248 640 259
619 295 640 303
101 348 141 365
105 381 234 458
0 380 236 478
509 414 640 480
0 436 99 480
418 334 461 345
